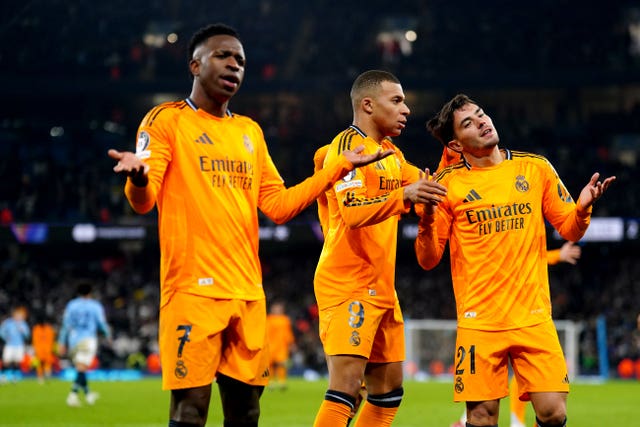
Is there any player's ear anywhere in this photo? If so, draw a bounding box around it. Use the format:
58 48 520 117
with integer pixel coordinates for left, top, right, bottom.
362 97 374 114
447 139 463 153
189 58 200 77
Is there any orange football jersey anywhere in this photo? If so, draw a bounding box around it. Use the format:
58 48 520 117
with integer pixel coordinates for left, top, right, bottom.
124 99 354 307
314 126 423 310
415 149 592 330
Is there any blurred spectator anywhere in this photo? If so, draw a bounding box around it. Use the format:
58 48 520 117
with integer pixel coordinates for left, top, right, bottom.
32 312 56 384
0 306 30 383
266 300 296 390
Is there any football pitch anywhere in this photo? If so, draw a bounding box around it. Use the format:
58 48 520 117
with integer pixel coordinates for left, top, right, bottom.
0 377 637 426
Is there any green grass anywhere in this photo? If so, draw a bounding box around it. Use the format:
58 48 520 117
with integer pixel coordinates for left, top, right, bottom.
0 377 637 426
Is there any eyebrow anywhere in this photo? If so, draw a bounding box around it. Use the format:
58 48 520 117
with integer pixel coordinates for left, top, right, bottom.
214 48 245 60
459 106 482 127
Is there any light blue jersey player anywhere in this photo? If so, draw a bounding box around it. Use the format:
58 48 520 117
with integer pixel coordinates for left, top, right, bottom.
58 281 111 407
0 306 30 382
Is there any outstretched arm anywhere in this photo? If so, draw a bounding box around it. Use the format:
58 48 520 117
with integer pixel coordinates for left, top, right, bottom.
551 172 615 242
577 172 616 211
342 145 395 167
108 149 149 187
259 145 394 225
108 148 161 214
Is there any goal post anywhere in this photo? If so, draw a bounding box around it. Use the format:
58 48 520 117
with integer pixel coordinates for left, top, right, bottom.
404 319 584 380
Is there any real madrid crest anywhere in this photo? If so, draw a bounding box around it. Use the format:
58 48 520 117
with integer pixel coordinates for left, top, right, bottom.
515 175 529 193
349 331 361 346
243 134 254 154
175 360 188 379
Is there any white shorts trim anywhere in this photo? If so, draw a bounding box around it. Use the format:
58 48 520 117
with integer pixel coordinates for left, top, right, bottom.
71 338 98 366
2 345 25 364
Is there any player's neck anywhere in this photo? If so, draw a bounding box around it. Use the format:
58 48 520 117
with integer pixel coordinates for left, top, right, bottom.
352 121 386 144
189 90 230 118
464 147 504 168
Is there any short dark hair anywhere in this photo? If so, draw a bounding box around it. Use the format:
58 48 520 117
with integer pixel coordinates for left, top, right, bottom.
188 23 241 60
350 70 400 107
426 93 478 146
76 281 93 297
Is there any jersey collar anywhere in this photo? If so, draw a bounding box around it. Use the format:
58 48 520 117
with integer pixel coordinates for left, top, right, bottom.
185 98 233 117
349 125 366 138
462 148 512 169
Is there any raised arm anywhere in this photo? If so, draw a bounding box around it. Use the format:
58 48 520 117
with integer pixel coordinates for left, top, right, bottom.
577 172 616 211
258 145 395 225
108 149 149 187
342 144 395 167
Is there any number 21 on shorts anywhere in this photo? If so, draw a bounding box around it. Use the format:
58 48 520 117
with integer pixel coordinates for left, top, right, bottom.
455 344 476 375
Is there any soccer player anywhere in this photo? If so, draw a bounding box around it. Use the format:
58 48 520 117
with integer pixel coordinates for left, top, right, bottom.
266 300 295 390
58 281 111 407
0 306 30 383
32 312 56 384
451 240 583 427
312 70 447 427
107 24 394 427
414 93 615 427
442 147 586 426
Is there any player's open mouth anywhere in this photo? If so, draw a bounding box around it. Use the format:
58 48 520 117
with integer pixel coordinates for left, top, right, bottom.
221 75 240 89
481 129 492 136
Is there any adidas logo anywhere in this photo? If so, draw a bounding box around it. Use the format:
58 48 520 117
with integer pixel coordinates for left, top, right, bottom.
463 189 482 203
195 133 214 145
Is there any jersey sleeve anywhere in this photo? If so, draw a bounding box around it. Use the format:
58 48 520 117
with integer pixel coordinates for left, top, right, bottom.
258 136 355 224
124 105 176 214
331 143 409 228
95 303 111 339
313 145 330 236
541 159 592 241
546 248 561 265
20 321 30 340
414 197 452 271
338 187 407 228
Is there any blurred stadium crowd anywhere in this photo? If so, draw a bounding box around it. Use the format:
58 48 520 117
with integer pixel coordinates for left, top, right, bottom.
0 1 639 378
